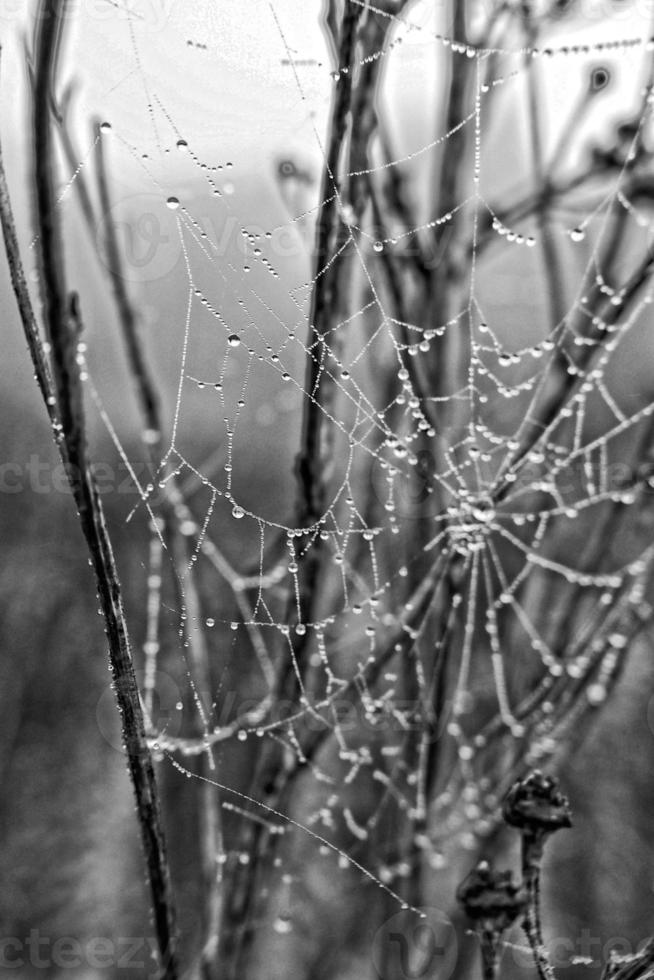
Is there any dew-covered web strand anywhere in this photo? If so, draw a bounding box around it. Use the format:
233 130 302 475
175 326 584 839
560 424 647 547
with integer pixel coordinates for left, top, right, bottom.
81 359 226 755
61 0 654 878
167 754 427 918
150 146 401 481
492 83 654 492
167 203 461 527
29 129 101 251
268 1 408 405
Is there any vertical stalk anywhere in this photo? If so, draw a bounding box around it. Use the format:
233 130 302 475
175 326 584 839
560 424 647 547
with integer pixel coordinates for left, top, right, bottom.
27 3 180 975
96 120 225 978
426 0 471 404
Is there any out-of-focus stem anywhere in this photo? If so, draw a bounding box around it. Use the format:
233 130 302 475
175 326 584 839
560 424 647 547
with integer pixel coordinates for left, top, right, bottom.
27 4 180 974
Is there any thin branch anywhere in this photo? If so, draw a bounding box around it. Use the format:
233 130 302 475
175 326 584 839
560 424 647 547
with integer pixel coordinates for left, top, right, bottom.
52 81 98 237
95 119 163 442
0 85 57 430
94 115 225 979
26 4 180 975
296 0 363 531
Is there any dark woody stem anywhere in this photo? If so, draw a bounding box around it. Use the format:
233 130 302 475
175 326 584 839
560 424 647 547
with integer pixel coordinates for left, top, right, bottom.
479 928 501 980
521 832 556 980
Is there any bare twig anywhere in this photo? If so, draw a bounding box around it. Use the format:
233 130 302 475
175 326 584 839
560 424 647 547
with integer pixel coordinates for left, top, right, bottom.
296 0 364 531
93 114 225 979
24 4 179 975
95 120 163 443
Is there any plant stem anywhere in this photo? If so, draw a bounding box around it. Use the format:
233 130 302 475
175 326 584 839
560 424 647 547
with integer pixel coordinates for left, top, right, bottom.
26 4 180 975
296 0 363 534
95 114 225 978
480 928 500 980
521 834 556 980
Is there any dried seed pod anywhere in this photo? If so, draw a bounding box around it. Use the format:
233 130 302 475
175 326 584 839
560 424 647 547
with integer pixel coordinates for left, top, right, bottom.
502 770 572 836
457 861 526 932
458 863 527 980
502 771 573 980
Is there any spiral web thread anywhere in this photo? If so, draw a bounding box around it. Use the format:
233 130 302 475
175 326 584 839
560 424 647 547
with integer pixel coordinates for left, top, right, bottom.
41 0 654 920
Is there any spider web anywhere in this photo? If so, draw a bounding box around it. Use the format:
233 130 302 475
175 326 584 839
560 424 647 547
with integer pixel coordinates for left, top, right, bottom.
32 0 654 933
